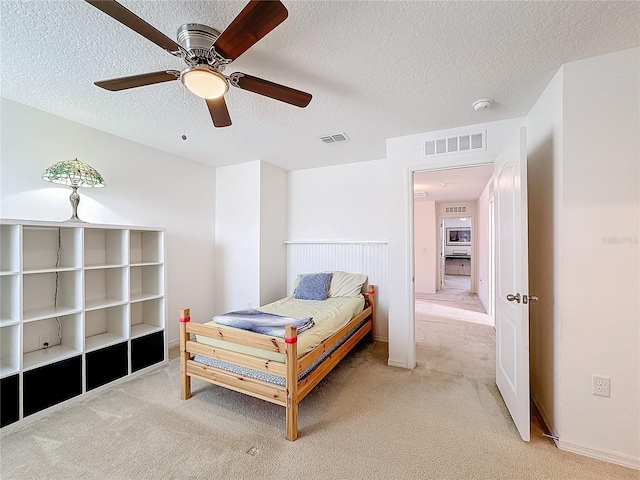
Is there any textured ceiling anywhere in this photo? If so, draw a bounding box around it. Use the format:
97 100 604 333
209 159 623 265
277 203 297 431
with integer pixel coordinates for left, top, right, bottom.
414 164 494 203
1 1 638 172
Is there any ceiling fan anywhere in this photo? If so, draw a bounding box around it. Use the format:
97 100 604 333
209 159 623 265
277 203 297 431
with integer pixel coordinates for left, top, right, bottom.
85 0 312 128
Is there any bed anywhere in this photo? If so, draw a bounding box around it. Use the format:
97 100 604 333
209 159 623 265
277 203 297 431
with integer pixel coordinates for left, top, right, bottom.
179 271 376 440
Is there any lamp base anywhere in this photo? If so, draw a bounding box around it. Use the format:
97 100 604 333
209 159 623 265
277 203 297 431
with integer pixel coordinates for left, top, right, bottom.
67 186 86 223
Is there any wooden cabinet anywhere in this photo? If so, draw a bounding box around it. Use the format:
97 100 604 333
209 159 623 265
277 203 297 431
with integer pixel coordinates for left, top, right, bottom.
0 220 166 427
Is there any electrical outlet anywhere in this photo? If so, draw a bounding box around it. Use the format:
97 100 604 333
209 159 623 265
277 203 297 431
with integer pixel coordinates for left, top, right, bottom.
592 375 610 397
39 333 52 349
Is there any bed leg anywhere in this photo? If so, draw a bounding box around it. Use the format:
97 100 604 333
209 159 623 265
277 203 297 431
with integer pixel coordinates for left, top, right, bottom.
367 286 376 343
285 325 298 441
179 308 192 400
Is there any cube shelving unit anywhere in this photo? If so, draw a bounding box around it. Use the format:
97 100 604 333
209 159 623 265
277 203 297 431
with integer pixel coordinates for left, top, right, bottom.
0 219 167 428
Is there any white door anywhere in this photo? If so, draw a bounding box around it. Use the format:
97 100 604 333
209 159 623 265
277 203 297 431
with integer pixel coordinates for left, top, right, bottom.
494 126 531 441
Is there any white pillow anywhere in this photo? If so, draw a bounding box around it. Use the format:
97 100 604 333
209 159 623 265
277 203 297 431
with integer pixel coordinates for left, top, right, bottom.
328 271 368 297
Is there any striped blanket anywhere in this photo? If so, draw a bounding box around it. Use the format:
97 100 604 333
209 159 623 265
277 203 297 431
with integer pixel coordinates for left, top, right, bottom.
212 309 314 338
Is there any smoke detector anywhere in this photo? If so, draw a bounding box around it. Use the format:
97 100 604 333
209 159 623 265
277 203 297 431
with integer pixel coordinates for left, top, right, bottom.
472 98 493 111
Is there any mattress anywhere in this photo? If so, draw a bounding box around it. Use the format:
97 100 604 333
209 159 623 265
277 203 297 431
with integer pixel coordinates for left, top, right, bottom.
194 295 365 362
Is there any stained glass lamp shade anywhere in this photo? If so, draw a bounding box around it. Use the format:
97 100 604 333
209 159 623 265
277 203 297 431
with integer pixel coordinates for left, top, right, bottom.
42 159 106 222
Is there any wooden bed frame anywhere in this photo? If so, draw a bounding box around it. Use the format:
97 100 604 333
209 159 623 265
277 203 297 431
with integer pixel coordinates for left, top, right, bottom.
179 287 375 441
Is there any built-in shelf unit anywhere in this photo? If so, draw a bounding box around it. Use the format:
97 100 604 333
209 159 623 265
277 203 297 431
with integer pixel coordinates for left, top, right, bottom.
0 219 166 428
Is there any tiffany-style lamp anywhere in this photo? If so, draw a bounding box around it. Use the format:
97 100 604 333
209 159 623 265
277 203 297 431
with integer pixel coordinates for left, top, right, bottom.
42 159 106 222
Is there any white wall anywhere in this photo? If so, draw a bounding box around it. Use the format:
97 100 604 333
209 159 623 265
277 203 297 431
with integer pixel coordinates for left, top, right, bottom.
287 159 388 241
414 200 437 294
259 162 287 305
559 48 639 464
215 161 261 313
0 99 216 346
386 117 525 368
476 180 493 313
216 160 287 313
527 48 639 467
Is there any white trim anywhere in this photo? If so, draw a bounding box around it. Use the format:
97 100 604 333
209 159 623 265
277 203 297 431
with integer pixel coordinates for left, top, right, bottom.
532 391 639 470
284 240 387 245
405 167 417 369
168 338 180 349
557 441 640 470
375 335 388 343
388 359 409 368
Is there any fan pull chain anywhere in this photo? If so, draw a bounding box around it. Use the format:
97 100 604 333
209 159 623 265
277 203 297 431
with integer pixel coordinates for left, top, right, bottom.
181 85 187 141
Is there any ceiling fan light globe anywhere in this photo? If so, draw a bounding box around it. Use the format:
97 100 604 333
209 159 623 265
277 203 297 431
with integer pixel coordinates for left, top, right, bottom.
181 67 228 99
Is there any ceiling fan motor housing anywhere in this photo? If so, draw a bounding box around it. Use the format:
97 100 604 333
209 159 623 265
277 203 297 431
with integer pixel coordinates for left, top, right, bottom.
177 24 221 62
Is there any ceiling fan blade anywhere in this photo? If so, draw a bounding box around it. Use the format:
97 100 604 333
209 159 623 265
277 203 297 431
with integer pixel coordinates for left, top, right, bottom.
206 97 232 128
95 70 180 91
231 73 311 108
213 0 288 61
85 0 181 53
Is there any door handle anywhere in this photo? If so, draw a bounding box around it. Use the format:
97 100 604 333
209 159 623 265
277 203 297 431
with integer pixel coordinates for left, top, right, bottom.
507 293 521 303
507 293 538 304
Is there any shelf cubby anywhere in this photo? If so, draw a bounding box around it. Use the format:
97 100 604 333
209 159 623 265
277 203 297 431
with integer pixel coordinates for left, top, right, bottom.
0 225 20 273
130 298 164 338
23 356 82 417
84 228 127 267
0 324 20 378
86 342 128 391
0 275 20 326
22 270 82 321
130 230 163 265
22 313 82 371
22 226 81 271
130 264 163 302
1 374 20 427
131 331 164 372
84 267 127 310
85 305 128 352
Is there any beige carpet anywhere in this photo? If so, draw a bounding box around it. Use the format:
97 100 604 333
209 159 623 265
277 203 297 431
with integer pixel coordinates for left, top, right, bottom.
1 334 636 479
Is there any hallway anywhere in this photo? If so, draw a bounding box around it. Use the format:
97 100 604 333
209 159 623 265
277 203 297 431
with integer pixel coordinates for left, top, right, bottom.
415 274 493 346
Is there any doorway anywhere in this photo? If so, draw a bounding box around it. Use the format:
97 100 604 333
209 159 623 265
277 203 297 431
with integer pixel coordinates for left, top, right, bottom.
413 165 494 323
413 166 495 371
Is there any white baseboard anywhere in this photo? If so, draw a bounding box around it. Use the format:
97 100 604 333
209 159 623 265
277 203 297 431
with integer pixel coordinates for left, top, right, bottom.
168 338 180 349
374 335 388 343
557 440 639 470
531 393 639 470
387 358 409 368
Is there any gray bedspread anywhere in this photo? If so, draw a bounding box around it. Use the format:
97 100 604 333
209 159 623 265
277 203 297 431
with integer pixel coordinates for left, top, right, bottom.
212 309 314 338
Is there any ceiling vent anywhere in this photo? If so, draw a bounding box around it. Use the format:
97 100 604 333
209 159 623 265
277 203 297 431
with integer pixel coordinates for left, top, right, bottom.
319 132 350 144
424 130 486 158
445 206 467 214
414 191 427 198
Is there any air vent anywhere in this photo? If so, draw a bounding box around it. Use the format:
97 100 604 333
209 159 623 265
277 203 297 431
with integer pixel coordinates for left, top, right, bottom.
445 206 467 214
319 132 350 144
424 130 486 157
414 191 426 198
